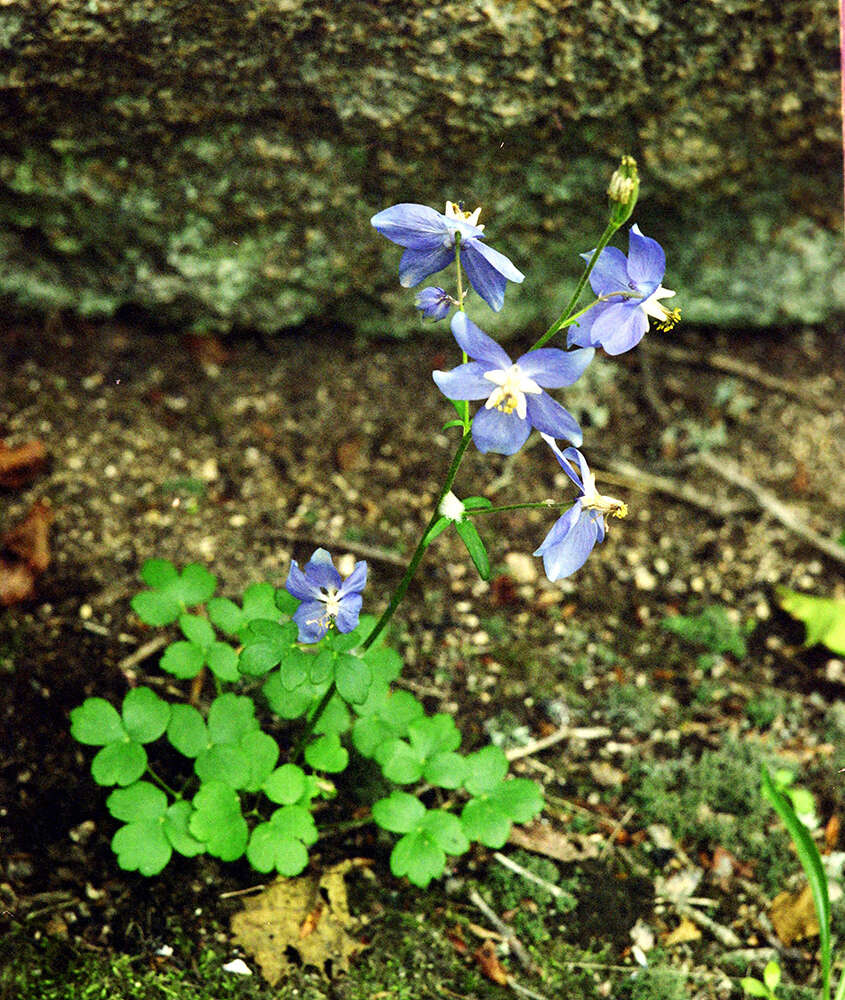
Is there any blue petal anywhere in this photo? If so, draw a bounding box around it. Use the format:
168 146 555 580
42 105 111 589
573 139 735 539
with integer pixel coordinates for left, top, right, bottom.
415 286 452 320
534 505 600 581
286 562 319 601
304 552 343 590
540 434 583 491
293 601 329 643
335 593 363 633
450 313 512 369
471 406 531 455
398 245 454 287
584 246 631 297
588 301 648 355
460 241 511 311
339 560 368 598
566 306 601 349
370 203 448 248
433 361 495 401
533 501 581 556
627 224 665 290
515 347 594 388
525 392 583 446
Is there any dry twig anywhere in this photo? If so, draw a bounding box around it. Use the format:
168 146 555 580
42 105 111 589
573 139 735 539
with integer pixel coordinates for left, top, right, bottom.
468 888 537 974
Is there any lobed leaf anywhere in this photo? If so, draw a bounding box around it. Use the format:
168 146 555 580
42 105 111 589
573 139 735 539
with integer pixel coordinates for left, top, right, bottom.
190 781 248 861
463 745 509 796
263 763 307 805
240 730 280 792
371 791 425 834
207 693 258 744
160 640 205 679
163 800 206 858
107 781 167 823
112 820 172 876
178 613 215 648
304 732 348 773
70 698 125 746
389 830 445 888
335 652 372 705
92 741 147 787
121 687 170 744
167 703 208 758
206 641 240 682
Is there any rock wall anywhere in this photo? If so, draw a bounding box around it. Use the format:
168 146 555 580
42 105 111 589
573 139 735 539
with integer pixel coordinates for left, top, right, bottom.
0 0 841 337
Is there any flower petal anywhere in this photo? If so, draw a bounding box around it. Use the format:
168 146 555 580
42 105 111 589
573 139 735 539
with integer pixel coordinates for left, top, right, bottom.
398 245 455 287
534 505 600 581
304 551 343 590
533 501 581 556
540 433 583 491
433 361 496 401
370 203 448 248
461 240 522 312
584 246 631 297
515 347 594 388
627 224 665 290
450 313 512 368
334 593 363 633
471 406 531 455
293 601 329 643
525 392 583 445
286 561 319 601
588 301 648 355
566 306 601 349
339 561 368 598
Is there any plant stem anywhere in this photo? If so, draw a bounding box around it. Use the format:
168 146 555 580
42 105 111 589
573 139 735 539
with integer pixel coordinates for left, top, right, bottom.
465 499 564 516
529 219 619 351
145 763 180 799
295 430 474 757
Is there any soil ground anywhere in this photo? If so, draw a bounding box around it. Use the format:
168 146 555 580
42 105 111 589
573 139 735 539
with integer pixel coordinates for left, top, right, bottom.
1 316 843 999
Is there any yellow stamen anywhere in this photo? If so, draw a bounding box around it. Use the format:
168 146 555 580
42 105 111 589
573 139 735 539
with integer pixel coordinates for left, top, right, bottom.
656 306 681 332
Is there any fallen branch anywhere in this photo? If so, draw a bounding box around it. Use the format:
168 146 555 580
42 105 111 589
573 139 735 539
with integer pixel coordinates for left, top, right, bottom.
468 888 536 974
694 451 845 566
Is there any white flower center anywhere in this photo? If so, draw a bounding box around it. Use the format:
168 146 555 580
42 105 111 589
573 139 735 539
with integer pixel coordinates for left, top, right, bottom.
581 489 628 525
321 586 341 618
483 364 541 419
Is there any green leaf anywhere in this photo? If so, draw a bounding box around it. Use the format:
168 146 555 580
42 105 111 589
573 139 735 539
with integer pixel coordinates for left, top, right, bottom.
172 563 217 606
420 810 470 856
335 653 372 705
140 559 178 589
463 745 509 796
455 519 490 580
489 778 544 824
241 582 280 620
179 613 215 648
352 716 395 757
363 645 403 685
112 820 172 876
375 739 424 784
167 703 207 757
661 604 748 658
309 648 335 685
160 641 205 679
304 732 348 773
107 781 167 822
390 830 445 888
269 804 318 845
194 744 251 788
92 740 147 786
238 619 297 676
207 597 245 636
423 751 467 789
371 792 426 834
263 672 320 720
206 642 240 682
460 796 511 849
740 978 770 998
163 801 206 857
312 694 350 735
408 714 460 758
240 730 280 792
263 763 307 805
422 516 451 547
463 496 492 511
131 589 182 626
70 698 125 745
441 419 465 432
762 765 831 997
777 587 845 655
763 961 781 993
247 823 309 875
207 693 258 744
278 647 310 691
275 588 300 616
238 641 282 677
190 781 248 861
121 687 170 744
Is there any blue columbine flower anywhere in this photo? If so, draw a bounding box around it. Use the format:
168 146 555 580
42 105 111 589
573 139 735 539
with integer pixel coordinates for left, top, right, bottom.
285 548 367 643
533 436 627 581
433 313 594 455
567 224 678 356
370 201 524 311
415 286 455 321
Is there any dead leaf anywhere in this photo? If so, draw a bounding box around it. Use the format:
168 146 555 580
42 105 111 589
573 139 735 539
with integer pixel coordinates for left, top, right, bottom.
663 916 702 946
0 440 47 488
0 558 37 606
770 884 820 945
824 814 840 853
0 501 53 606
230 861 365 984
508 820 599 862
473 940 509 985
187 334 229 365
588 760 627 787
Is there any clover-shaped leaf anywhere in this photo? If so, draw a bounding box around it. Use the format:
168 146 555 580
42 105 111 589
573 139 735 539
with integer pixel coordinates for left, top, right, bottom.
70 698 125 746
167 703 207 757
304 732 348 773
191 696 270 790
239 620 298 677
189 781 248 861
91 741 148 787
423 751 468 789
263 763 307 805
373 794 469 888
460 747 543 848
207 693 258 744
156 613 239 682
194 743 251 788
131 560 217 626
246 806 317 876
106 781 204 875
121 687 171 744
262 674 349 733
352 690 424 757
371 712 458 783
335 652 372 705
463 745 509 796
240 730 280 792
160 640 206 679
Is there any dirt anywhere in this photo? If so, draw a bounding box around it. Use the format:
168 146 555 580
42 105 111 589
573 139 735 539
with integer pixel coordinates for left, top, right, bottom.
1 316 843 995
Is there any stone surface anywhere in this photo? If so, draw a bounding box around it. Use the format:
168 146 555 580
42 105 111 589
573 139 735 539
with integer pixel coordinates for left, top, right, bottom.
0 0 841 336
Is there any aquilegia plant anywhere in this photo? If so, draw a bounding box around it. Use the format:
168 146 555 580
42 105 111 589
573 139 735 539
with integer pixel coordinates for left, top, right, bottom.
71 156 678 889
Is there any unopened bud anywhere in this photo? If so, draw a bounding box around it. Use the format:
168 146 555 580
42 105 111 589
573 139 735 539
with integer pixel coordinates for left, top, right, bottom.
438 491 465 522
608 155 639 227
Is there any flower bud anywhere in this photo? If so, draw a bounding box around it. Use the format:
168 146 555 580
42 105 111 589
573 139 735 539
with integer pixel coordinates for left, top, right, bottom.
607 155 639 227
438 491 465 522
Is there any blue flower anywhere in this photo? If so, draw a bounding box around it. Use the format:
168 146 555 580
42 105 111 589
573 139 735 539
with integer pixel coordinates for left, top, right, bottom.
567 225 678 356
415 286 455 321
371 201 524 311
533 436 627 581
433 313 594 455
285 548 367 644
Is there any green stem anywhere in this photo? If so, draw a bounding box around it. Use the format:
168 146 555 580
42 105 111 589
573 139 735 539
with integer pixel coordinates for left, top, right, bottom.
295 430 474 758
145 763 180 799
529 219 620 351
465 499 565 516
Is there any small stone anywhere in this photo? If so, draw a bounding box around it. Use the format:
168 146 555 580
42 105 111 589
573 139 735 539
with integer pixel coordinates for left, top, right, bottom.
229 514 247 528
503 551 538 584
634 565 657 590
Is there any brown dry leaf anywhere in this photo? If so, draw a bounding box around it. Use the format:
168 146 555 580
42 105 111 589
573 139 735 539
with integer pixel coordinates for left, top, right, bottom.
824 813 840 853
473 940 509 985
663 916 702 946
508 820 599 862
187 334 230 365
230 861 365 984
2 499 52 572
0 440 47 488
770 884 820 945
0 557 37 606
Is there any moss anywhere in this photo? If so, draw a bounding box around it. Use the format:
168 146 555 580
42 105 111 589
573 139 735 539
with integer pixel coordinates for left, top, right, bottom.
614 964 687 1000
